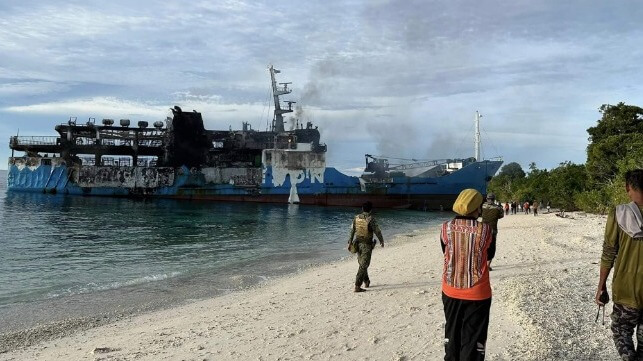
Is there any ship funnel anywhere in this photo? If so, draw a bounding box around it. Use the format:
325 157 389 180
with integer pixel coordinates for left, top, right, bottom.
153 121 164 129
102 118 114 126
120 119 130 127
138 121 149 129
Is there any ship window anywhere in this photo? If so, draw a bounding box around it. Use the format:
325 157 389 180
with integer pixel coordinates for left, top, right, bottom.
117 157 132 167
80 156 95 166
137 157 158 167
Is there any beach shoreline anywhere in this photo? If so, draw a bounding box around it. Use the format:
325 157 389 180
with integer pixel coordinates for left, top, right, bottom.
0 217 439 355
0 196 446 355
1 212 619 360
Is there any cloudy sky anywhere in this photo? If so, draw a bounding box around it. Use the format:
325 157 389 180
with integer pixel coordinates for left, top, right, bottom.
1 0 642 173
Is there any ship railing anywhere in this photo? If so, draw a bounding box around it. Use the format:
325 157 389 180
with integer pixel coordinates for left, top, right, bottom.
90 139 163 147
137 139 163 147
76 137 99 145
81 157 158 167
10 136 60 146
73 138 163 147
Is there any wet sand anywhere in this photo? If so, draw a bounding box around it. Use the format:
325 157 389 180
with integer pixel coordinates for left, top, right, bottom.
0 211 617 360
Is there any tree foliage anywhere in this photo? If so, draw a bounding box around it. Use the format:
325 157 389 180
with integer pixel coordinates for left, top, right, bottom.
586 103 643 184
498 162 525 179
488 102 643 214
587 103 643 144
547 162 588 210
488 162 584 210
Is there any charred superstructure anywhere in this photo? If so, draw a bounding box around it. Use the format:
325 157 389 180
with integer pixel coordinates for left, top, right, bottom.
7 66 501 210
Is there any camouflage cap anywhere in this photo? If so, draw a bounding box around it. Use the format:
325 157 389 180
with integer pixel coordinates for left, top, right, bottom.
453 189 483 216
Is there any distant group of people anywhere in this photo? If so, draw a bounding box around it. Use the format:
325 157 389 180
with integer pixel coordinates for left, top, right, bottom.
345 168 643 361
501 200 550 216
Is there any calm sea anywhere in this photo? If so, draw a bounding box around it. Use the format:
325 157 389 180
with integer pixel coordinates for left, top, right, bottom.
0 169 449 341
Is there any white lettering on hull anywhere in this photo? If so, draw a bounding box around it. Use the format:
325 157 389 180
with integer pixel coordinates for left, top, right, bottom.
262 149 326 204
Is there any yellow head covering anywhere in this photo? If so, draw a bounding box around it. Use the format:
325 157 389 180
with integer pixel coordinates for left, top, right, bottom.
452 189 483 216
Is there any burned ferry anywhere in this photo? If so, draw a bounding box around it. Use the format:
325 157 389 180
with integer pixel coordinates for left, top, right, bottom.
7 66 502 210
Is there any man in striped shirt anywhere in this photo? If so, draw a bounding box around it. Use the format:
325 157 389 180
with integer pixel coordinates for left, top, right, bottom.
441 189 494 361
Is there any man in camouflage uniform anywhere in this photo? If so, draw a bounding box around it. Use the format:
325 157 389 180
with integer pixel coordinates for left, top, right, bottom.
348 201 384 292
481 193 502 271
596 169 643 360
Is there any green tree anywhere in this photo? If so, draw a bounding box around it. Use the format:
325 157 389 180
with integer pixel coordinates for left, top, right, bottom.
498 162 525 179
548 162 588 210
587 103 643 143
488 174 516 202
522 164 550 203
488 162 545 203
586 103 643 184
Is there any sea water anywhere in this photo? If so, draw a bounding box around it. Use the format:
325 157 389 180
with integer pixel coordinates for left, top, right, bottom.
0 169 450 340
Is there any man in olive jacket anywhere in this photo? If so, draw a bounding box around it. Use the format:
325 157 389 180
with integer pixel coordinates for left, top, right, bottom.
481 193 503 271
596 169 643 360
348 201 384 292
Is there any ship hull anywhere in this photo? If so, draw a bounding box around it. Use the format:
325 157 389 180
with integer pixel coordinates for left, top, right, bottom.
7 157 502 210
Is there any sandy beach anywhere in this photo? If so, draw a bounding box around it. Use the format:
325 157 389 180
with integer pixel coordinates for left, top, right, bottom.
1 211 618 361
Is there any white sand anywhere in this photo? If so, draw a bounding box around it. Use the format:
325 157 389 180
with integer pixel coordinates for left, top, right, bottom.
1 211 619 360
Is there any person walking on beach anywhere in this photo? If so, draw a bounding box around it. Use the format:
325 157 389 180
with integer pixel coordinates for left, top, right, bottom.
595 169 643 360
504 202 509 216
441 189 494 361
347 201 384 293
481 193 501 271
532 200 539 216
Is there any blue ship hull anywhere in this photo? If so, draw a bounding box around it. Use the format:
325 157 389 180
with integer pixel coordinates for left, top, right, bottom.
7 157 502 210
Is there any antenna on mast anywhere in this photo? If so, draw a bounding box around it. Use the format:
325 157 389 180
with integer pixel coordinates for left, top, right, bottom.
268 65 294 132
474 111 481 161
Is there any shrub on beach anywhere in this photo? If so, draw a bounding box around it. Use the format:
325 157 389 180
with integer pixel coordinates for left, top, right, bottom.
575 189 610 214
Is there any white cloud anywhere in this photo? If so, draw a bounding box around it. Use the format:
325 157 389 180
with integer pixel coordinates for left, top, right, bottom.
0 5 152 49
0 81 71 96
3 97 166 118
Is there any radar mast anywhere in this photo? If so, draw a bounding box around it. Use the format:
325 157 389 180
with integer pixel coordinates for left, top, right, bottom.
269 65 295 132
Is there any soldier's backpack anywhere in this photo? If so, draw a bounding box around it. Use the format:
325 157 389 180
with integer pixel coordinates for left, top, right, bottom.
354 214 373 241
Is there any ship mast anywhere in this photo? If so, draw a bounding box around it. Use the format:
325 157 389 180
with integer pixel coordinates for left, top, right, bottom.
474 111 481 161
269 65 295 133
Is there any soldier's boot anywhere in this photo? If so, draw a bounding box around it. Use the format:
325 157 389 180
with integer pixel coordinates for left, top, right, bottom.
364 280 370 288
354 286 366 292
